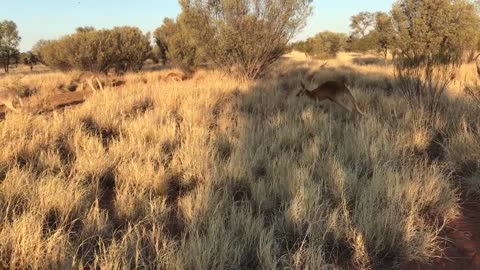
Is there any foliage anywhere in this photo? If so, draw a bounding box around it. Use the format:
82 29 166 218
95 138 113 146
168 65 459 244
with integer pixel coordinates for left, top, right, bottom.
0 20 21 73
153 17 203 68
35 27 151 73
176 0 313 79
291 31 347 59
19 51 40 70
113 27 152 72
346 31 378 53
374 12 394 59
349 11 375 39
347 11 395 56
391 0 480 118
76 26 96 33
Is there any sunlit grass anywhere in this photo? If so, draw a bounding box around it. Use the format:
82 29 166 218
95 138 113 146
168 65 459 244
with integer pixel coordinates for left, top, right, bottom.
0 53 479 269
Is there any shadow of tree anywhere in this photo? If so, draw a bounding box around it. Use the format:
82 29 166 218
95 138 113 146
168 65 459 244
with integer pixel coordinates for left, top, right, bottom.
1 58 479 269
189 60 480 269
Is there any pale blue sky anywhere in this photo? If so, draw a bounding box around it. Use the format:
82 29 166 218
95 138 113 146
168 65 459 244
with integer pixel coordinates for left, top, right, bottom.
1 0 394 52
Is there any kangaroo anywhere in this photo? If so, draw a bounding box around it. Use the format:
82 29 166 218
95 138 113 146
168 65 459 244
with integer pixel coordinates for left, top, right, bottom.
0 90 24 113
69 72 104 92
296 81 363 114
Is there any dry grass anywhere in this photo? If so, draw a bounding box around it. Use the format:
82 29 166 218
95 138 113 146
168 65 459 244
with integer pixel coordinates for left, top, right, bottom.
0 53 479 269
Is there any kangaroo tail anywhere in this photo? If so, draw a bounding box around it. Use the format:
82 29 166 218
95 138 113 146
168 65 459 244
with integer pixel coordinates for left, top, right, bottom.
345 89 365 116
354 102 365 116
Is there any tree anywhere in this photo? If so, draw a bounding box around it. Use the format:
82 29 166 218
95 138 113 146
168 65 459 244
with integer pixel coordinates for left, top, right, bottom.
154 18 174 65
153 17 201 68
34 39 70 70
178 0 313 79
391 0 480 118
10 49 20 67
289 40 314 57
374 12 394 60
350 12 375 39
20 51 39 70
76 26 96 33
392 0 479 67
465 2 480 62
111 27 152 72
346 31 378 53
348 11 378 53
291 31 347 59
34 27 151 73
0 20 21 73
153 18 171 65
313 32 347 59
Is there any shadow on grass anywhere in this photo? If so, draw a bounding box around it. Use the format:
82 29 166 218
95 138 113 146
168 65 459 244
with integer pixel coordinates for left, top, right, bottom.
201 61 480 269
1 58 479 269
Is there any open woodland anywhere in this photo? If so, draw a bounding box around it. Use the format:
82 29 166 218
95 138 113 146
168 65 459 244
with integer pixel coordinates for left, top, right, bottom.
1 0 480 269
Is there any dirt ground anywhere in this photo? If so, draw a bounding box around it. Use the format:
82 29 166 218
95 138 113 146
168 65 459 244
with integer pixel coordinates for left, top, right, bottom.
407 196 480 270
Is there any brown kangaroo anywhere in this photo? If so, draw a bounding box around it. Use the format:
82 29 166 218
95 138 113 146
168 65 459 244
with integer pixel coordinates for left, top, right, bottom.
69 72 104 92
0 90 24 113
296 81 363 114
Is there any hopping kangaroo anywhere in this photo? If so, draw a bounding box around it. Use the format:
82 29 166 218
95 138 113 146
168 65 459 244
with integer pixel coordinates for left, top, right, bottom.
297 81 363 114
0 90 24 113
71 72 105 92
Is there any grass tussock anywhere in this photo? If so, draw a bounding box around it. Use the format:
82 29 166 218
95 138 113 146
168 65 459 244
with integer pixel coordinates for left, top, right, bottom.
0 53 479 269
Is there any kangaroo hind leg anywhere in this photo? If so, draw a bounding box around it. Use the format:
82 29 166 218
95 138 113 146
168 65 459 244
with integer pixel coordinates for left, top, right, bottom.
331 96 353 113
95 78 104 91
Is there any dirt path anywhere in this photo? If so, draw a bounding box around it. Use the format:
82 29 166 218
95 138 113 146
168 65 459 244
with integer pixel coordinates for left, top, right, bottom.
407 197 480 270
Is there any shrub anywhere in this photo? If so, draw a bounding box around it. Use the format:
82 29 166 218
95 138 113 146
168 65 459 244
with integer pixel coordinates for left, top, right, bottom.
153 17 204 68
391 0 480 118
178 0 313 79
291 31 347 59
34 27 151 73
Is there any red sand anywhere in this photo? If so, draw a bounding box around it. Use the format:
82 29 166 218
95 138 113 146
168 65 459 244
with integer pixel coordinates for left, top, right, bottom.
407 198 480 270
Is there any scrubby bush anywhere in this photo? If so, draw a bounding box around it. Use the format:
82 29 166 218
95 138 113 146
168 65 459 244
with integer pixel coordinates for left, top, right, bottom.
112 27 153 72
346 32 378 53
391 0 480 118
153 17 204 68
35 27 151 73
176 0 313 79
346 11 394 57
291 31 347 59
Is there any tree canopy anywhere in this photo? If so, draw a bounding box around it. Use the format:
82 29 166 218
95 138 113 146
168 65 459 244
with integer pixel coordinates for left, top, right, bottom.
0 20 21 73
391 0 480 67
290 31 348 59
154 0 313 78
35 27 151 73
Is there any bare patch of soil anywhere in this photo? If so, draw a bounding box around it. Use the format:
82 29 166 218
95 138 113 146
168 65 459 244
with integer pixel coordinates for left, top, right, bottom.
406 196 480 270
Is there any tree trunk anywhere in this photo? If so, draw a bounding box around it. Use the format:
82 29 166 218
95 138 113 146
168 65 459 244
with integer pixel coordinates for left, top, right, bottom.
384 48 388 65
5 53 10 73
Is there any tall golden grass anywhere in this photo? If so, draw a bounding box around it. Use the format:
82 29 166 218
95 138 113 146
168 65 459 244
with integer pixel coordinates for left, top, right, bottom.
0 53 479 269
